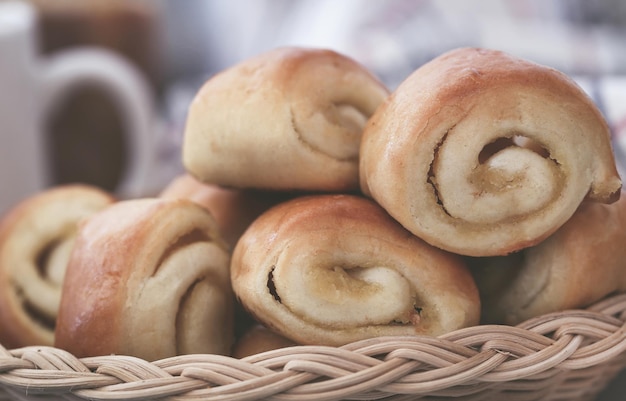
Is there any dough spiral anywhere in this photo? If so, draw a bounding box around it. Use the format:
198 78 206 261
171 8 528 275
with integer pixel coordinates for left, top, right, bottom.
231 194 480 347
471 191 626 325
54 198 233 361
159 174 289 250
183 46 390 192
0 185 115 348
359 47 621 256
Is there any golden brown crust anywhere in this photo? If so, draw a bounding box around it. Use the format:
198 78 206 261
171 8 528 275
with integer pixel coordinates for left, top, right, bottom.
159 174 289 249
0 185 115 348
471 191 626 325
231 194 480 346
183 46 390 192
359 47 621 256
54 198 233 360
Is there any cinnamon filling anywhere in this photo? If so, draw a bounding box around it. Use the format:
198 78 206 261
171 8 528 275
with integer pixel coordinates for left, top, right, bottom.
267 266 281 303
428 130 450 216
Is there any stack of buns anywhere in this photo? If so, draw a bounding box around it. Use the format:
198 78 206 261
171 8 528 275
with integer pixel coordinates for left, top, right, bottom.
0 46 623 360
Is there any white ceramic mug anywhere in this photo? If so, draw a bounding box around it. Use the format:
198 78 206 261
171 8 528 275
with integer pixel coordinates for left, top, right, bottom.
0 1 155 214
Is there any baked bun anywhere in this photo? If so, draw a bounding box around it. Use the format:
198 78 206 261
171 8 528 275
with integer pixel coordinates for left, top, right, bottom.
359 47 621 257
55 198 233 361
160 174 287 249
0 185 115 348
470 191 626 325
231 194 480 347
183 47 390 192
232 324 297 359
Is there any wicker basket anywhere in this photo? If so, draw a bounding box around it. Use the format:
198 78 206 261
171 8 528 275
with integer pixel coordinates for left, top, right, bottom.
1 293 626 401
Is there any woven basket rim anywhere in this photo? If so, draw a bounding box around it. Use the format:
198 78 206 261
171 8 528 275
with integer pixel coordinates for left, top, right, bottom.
2 293 626 401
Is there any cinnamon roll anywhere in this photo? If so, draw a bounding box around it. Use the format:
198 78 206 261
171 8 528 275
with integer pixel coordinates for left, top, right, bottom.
0 185 115 348
183 47 390 192
470 191 626 325
359 47 621 256
232 324 297 359
231 194 480 347
160 174 288 249
54 198 233 360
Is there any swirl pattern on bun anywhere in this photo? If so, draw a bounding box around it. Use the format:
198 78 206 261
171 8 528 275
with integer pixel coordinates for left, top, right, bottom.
360 47 621 256
55 198 233 361
231 194 480 347
183 47 390 192
0 185 115 348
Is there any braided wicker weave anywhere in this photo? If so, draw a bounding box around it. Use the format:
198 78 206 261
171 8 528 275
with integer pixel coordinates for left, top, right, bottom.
1 293 626 401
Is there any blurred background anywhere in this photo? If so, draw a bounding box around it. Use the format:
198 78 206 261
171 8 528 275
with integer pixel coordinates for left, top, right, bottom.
0 0 625 398
2 0 625 201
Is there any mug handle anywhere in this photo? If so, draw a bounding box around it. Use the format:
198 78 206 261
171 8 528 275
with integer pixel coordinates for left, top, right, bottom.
39 47 155 198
